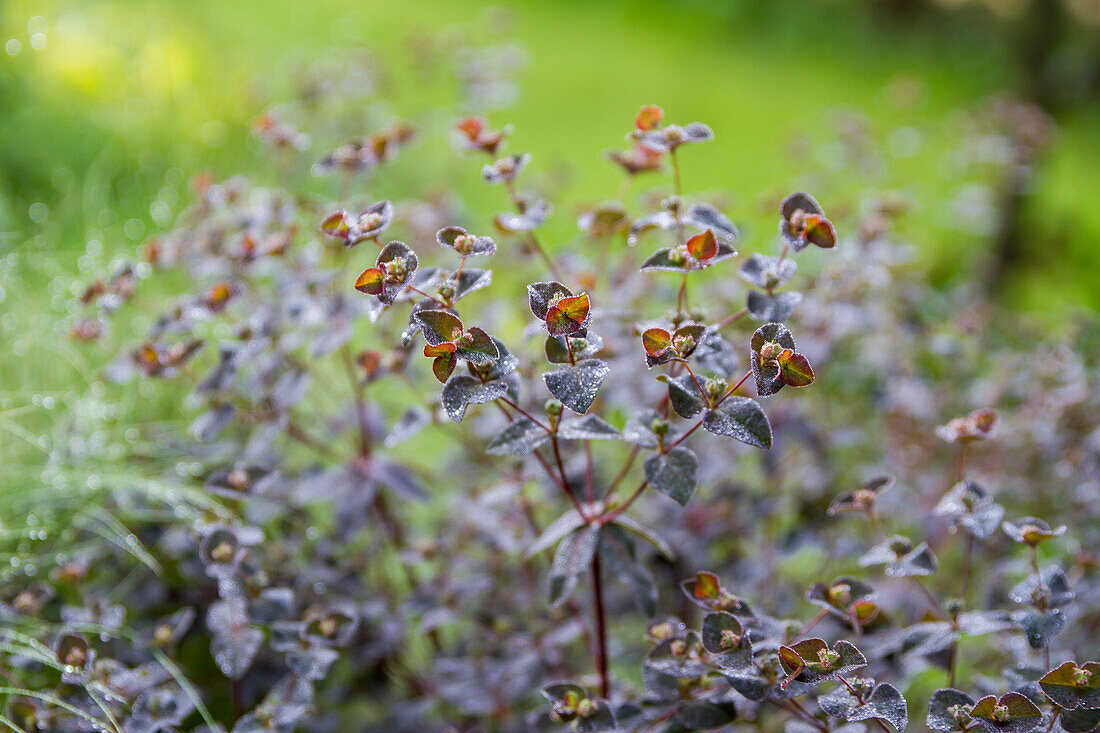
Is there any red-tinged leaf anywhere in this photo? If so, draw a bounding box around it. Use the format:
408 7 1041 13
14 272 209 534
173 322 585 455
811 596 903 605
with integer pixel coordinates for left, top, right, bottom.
204 281 234 311
803 213 837 249
455 116 484 140
778 644 808 676
545 293 590 336
641 328 671 357
431 352 457 383
634 104 664 132
354 267 385 295
321 211 350 239
137 344 160 369
686 229 718 261
423 342 457 358
778 349 815 387
694 571 721 600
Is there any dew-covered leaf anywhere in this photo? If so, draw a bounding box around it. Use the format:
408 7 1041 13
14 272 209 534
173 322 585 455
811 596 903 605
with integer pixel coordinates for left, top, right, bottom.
486 417 549 456
747 290 802 322
673 699 736 730
644 448 698 506
544 359 609 414
527 281 573 319
610 514 676 560
207 600 263 680
738 254 797 290
1039 661 1100 710
455 326 499 365
701 612 753 670
545 293 591 336
928 688 976 731
441 374 509 422
702 397 772 449
414 310 463 346
527 510 585 557
969 692 1043 733
1014 608 1066 649
684 202 738 243
658 374 705 418
558 414 622 441
453 268 493 301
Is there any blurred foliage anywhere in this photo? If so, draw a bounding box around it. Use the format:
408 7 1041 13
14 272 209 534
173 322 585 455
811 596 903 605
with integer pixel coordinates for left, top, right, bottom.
1 0 1099 317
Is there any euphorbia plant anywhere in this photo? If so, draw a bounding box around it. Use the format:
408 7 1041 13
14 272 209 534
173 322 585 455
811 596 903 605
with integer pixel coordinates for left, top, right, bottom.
17 69 1097 733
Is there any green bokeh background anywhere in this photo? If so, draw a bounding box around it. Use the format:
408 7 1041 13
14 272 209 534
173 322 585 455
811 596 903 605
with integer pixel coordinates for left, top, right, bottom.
1 0 1099 465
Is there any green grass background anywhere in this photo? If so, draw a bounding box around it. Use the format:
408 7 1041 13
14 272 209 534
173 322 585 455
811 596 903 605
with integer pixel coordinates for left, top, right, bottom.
1 0 1099 469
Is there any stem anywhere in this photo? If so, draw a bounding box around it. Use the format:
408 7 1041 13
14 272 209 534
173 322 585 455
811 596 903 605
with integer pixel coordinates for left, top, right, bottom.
341 346 371 455
591 556 610 698
682 363 705 401
716 308 747 330
676 272 689 318
403 284 446 307
550 435 586 519
782 699 827 731
665 369 753 451
603 445 639 501
498 396 552 433
600 478 649 524
669 148 686 247
504 179 564 280
583 442 596 504
960 535 975 603
794 608 829 640
957 442 969 483
909 576 948 620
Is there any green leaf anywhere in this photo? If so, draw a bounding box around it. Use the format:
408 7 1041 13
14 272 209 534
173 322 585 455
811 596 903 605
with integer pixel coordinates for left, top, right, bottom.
969 693 1043 733
778 349 815 387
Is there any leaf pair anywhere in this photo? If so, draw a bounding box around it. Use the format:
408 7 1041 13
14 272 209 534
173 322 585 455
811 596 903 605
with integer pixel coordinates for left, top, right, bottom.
750 323 814 396
321 200 394 247
779 191 837 251
628 202 738 247
528 281 591 337
641 323 705 367
435 226 497 257
636 121 714 152
482 153 530 184
454 116 510 155
777 638 867 686
413 310 499 383
439 337 520 422
353 242 419 305
640 229 737 272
